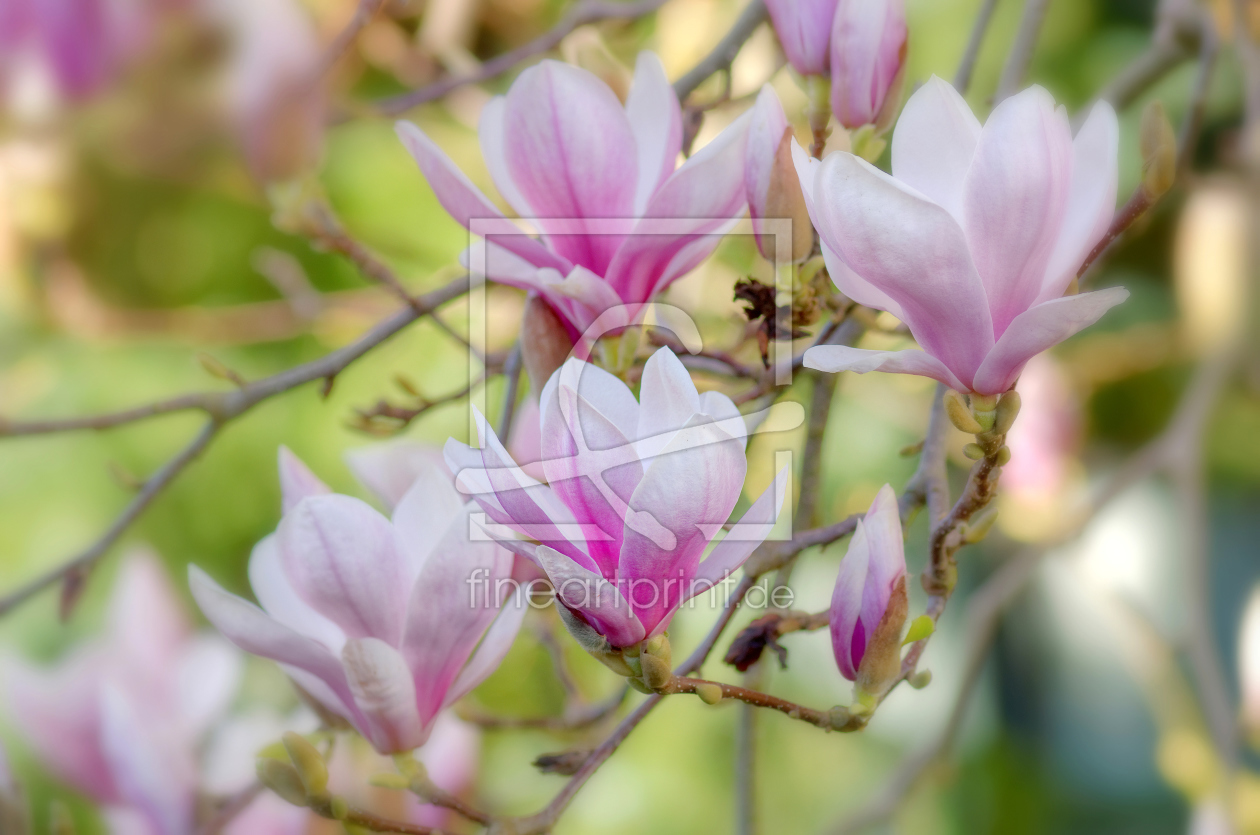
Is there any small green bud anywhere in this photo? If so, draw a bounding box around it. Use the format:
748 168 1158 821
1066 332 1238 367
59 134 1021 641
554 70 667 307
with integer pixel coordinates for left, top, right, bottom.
627 677 653 694
826 705 852 730
908 670 933 689
963 506 999 543
282 732 328 797
963 443 985 460
639 653 672 691
695 683 724 705
995 445 1011 466
969 393 998 431
944 389 984 434
902 614 935 646
368 773 411 790
993 391 1022 435
257 758 309 807
330 796 349 821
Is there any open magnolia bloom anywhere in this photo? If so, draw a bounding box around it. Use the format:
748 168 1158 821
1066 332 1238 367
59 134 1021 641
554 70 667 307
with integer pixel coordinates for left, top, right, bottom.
4 552 246 835
446 348 788 653
397 52 751 343
798 77 1128 396
830 485 907 700
190 449 526 755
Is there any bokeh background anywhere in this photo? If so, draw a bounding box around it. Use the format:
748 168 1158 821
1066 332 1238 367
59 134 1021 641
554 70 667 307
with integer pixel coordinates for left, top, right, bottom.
0 0 1257 832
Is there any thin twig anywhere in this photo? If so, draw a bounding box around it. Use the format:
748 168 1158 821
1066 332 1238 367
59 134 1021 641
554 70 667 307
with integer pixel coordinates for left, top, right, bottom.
374 0 670 115
499 342 524 439
673 0 768 101
952 0 1001 94
994 0 1053 103
308 0 387 86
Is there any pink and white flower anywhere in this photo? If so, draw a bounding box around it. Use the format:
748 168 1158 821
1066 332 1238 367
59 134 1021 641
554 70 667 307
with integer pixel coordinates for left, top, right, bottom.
4 552 245 835
396 53 751 343
445 348 787 648
828 0 907 131
763 0 837 76
829 485 906 689
190 449 526 755
798 77 1127 395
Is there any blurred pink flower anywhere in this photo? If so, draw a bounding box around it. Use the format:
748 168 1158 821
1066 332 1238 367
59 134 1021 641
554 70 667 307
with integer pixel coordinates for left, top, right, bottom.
0 0 154 100
209 0 323 181
4 552 243 834
397 53 751 342
800 77 1126 395
763 0 836 76
828 0 907 131
445 348 787 647
190 449 526 754
829 485 906 683
1002 354 1081 504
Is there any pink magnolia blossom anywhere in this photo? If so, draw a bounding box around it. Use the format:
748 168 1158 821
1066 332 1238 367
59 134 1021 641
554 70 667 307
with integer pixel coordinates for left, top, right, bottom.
763 0 837 76
829 485 906 683
0 0 155 100
829 0 907 131
4 552 244 835
190 449 526 755
798 77 1128 396
1002 354 1082 505
445 348 787 648
210 0 324 182
396 53 751 342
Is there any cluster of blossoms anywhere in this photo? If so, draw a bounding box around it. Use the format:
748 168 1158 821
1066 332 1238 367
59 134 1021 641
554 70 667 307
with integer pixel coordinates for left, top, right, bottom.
1 1 1135 827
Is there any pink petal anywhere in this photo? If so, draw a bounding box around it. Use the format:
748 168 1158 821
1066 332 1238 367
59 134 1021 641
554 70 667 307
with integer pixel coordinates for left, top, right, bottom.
830 518 870 680
803 344 967 390
403 504 516 724
541 373 644 578
278 495 411 644
809 152 993 388
829 0 907 129
277 447 331 514
503 60 638 275
764 0 839 75
971 287 1129 395
534 545 646 648
248 535 346 653
744 85 790 232
395 121 571 274
105 552 190 682
603 108 752 305
541 357 640 442
342 638 427 753
856 485 905 632
618 415 747 636
443 583 529 708
99 685 195 835
478 96 535 217
391 467 468 575
625 51 683 216
636 347 701 450
188 566 363 725
173 636 241 739
345 440 449 510
890 75 980 225
819 239 907 322
690 464 789 594
1037 100 1119 303
962 85 1073 334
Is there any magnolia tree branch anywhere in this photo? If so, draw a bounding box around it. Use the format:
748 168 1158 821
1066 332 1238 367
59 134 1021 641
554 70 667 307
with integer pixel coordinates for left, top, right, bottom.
673 0 769 101
994 0 1053 103
952 0 1000 92
373 0 670 115
0 275 471 617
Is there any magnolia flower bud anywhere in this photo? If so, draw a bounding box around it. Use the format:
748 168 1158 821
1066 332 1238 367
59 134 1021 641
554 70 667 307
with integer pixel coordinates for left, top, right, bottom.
695 683 724 705
746 87 815 263
521 295 575 396
1140 100 1177 199
764 0 839 76
829 0 908 132
830 485 908 700
257 758 309 807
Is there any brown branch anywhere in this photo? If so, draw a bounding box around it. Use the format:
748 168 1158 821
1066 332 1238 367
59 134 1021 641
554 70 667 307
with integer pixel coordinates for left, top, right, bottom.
0 276 471 617
308 0 387 86
665 676 835 728
352 377 483 436
673 0 768 101
952 0 1000 94
306 794 454 834
373 0 670 115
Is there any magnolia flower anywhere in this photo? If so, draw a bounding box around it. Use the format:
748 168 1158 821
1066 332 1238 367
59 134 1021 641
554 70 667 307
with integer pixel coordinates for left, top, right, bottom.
397 53 751 342
210 0 323 182
764 0 837 76
0 0 154 102
1003 354 1081 506
4 552 244 835
799 77 1128 396
830 485 907 697
829 0 907 131
744 86 813 263
190 449 526 755
446 348 787 649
